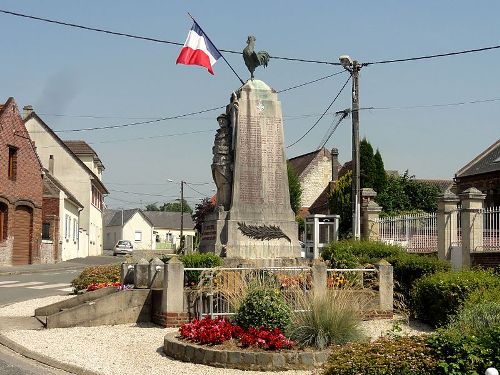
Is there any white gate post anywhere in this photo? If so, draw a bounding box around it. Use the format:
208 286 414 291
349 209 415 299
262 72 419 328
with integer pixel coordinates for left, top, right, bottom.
437 190 460 262
460 188 486 268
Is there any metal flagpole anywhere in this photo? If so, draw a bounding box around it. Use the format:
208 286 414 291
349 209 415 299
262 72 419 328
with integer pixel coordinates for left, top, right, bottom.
187 13 245 85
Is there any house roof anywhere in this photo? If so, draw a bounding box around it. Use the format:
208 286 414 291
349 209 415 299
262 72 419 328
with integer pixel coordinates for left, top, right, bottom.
24 112 109 194
288 148 332 177
456 139 500 178
415 179 454 192
63 140 104 168
43 169 84 208
143 211 195 230
105 208 153 227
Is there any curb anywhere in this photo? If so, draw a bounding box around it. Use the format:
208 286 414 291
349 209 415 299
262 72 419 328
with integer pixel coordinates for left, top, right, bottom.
0 332 103 375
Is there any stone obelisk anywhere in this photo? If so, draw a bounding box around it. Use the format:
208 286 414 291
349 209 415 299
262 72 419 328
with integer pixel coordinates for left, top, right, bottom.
199 79 300 259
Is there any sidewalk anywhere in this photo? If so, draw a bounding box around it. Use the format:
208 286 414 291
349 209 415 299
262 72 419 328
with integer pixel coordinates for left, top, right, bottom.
0 255 120 276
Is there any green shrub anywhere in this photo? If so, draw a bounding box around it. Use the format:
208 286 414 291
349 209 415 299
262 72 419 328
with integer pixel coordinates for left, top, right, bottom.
428 323 500 374
321 240 449 303
411 269 500 327
179 252 223 285
288 290 364 349
387 253 449 300
324 336 438 375
71 264 121 291
235 285 291 331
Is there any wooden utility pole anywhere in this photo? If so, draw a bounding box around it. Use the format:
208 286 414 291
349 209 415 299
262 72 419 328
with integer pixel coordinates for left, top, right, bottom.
351 60 361 239
179 181 184 253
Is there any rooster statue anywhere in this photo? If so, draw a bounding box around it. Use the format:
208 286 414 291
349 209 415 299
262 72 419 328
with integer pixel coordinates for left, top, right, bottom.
243 35 270 80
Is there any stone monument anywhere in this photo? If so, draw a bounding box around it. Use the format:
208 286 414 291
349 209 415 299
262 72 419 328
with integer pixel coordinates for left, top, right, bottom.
199 79 301 259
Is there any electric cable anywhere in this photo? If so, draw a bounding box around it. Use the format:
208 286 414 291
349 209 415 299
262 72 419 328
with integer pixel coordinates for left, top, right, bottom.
286 75 351 149
316 110 350 150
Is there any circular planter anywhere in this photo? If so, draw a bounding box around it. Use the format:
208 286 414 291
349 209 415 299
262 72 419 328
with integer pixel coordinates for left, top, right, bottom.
163 332 329 371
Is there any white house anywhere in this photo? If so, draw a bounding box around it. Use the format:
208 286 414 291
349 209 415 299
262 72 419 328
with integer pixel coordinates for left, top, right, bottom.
103 209 154 250
42 170 83 261
143 211 196 250
24 110 109 257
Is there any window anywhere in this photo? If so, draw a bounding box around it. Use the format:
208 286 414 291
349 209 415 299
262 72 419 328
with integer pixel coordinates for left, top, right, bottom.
65 215 70 239
73 218 78 241
42 223 51 240
91 186 103 210
134 230 142 242
8 146 18 180
0 203 7 241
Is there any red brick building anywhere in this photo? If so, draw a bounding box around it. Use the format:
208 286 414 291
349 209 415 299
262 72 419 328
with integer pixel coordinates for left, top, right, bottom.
0 98 43 265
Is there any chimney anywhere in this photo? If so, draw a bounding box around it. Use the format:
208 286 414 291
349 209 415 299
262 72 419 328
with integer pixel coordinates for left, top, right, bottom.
331 148 339 182
49 155 54 175
23 105 34 119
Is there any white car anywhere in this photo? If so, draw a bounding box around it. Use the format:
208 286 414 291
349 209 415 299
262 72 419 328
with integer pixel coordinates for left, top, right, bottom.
113 240 133 256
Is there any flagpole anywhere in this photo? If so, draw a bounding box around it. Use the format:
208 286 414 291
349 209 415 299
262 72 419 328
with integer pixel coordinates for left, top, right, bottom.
187 13 245 85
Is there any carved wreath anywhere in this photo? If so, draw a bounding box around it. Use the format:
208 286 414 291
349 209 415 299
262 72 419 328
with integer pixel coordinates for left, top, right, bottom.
237 222 291 242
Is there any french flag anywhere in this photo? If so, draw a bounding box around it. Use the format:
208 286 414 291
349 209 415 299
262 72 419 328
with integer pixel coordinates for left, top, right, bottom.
176 23 222 75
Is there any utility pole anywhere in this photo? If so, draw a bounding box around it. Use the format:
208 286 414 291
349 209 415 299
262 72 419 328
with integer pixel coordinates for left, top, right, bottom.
179 180 184 253
339 55 362 239
351 60 361 240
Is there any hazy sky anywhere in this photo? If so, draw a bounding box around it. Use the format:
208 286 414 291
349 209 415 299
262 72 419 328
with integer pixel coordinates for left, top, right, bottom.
1 1 499 209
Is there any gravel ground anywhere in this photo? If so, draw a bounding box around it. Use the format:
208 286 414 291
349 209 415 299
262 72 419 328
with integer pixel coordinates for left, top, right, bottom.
0 297 433 375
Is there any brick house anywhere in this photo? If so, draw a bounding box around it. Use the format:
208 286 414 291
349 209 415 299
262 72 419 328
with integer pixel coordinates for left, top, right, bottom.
288 148 339 218
455 139 500 207
0 98 43 265
24 110 108 257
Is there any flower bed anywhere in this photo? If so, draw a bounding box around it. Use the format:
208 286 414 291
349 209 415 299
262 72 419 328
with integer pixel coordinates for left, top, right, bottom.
178 317 294 350
86 282 122 291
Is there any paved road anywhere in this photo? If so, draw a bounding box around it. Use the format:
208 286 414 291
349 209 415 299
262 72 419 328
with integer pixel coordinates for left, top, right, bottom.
0 255 119 374
0 344 71 375
0 270 79 306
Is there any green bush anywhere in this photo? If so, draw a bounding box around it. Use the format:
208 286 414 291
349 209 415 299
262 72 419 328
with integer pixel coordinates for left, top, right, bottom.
71 264 121 291
288 290 364 349
387 253 449 299
324 336 438 375
428 285 500 374
179 252 223 285
321 240 449 303
235 285 291 331
411 269 500 327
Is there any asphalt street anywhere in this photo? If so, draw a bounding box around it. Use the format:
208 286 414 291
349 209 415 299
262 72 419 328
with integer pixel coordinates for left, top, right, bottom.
0 254 120 374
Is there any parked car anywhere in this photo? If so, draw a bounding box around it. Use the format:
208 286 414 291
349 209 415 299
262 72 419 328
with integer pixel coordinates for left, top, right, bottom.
113 240 133 256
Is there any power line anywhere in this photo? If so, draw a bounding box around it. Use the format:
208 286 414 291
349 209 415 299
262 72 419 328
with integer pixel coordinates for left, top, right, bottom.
184 183 210 197
108 188 195 199
366 45 500 65
27 72 345 133
367 98 500 110
0 9 340 66
286 76 351 149
317 110 350 150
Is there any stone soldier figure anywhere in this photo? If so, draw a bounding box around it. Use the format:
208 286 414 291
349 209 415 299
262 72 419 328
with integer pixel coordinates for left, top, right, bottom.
212 113 233 210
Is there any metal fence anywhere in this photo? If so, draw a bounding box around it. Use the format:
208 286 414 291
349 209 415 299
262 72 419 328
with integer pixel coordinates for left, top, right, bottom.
188 267 380 319
377 213 437 253
480 206 500 251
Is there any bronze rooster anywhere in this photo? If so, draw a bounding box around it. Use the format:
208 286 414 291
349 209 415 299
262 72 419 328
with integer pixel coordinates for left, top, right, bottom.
243 35 270 80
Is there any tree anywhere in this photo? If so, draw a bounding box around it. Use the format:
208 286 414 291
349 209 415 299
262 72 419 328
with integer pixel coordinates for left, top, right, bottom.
287 162 302 215
145 203 159 211
376 171 440 215
328 171 352 237
192 197 215 233
360 138 375 189
373 149 387 194
160 199 193 214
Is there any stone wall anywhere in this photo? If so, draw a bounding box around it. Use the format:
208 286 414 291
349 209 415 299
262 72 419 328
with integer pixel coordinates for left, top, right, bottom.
300 150 332 208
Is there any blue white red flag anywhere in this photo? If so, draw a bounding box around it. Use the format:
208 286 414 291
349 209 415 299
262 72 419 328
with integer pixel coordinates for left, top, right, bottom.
176 22 222 75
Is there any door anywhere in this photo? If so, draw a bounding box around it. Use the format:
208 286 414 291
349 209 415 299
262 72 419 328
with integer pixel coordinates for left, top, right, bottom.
12 205 32 265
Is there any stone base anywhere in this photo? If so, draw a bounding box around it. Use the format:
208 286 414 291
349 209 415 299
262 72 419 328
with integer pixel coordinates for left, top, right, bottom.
163 332 329 371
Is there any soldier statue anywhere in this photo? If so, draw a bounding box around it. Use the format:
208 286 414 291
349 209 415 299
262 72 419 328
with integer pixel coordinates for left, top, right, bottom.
212 113 233 210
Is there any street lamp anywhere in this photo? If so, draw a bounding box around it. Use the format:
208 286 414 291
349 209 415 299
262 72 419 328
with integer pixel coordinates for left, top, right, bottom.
339 54 362 239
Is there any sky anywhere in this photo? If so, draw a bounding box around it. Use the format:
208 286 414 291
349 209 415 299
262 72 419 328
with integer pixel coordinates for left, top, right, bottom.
1 1 499 210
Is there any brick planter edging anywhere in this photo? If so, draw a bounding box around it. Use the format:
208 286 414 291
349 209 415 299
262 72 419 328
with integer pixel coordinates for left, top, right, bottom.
163 332 329 371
